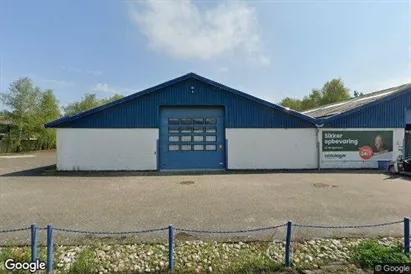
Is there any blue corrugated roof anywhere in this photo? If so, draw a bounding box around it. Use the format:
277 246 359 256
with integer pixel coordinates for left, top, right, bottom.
45 72 317 128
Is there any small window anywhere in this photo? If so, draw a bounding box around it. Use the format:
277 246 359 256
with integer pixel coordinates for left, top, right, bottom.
181 136 192 142
169 145 179 151
205 118 217 124
193 145 204 151
205 145 217 151
205 135 216 142
168 118 179 125
193 118 204 125
193 136 204 142
181 145 192 151
193 127 204 133
168 127 179 133
206 126 216 133
181 126 192 133
181 118 192 125
169 136 179 142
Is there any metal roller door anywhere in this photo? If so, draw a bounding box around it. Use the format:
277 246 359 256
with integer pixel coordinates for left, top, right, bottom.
159 107 225 170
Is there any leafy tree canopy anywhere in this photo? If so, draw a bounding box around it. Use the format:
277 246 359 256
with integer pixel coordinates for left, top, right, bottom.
0 77 61 149
280 78 352 111
63 93 124 116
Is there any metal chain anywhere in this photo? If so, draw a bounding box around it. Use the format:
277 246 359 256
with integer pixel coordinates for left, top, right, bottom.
294 220 403 229
53 227 168 235
0 220 404 234
0 227 31 233
175 223 287 234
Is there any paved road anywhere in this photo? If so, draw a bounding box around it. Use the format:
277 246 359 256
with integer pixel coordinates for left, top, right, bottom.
1 151 410 245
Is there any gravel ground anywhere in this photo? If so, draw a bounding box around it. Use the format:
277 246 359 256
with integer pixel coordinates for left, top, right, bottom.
1 151 411 245
0 237 403 273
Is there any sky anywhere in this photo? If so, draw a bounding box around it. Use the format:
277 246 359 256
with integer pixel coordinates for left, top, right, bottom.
0 0 410 108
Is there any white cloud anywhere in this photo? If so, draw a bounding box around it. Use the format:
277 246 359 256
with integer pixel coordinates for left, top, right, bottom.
61 66 102 76
92 83 116 93
92 83 138 94
44 79 74 87
218 67 229 72
128 0 269 65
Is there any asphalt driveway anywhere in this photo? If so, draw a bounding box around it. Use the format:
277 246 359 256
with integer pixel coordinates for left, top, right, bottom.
1 151 411 245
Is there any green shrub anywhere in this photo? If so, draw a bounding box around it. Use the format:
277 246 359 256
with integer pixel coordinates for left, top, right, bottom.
351 240 411 268
68 248 96 274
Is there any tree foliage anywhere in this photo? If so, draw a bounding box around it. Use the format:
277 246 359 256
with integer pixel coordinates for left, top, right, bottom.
280 78 352 111
0 76 127 152
353 90 364 98
63 93 124 116
0 78 61 151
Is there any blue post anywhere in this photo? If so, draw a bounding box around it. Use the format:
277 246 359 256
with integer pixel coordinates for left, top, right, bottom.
30 223 38 262
46 224 53 274
404 217 410 254
285 221 292 267
168 224 174 271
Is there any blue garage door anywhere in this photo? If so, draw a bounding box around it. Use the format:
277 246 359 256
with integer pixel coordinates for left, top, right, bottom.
159 107 225 170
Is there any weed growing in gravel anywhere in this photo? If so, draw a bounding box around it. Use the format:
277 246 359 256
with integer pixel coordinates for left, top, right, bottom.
221 253 287 274
68 247 96 274
351 240 411 268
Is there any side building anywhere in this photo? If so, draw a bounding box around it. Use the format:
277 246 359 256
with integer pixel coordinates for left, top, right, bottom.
303 83 411 169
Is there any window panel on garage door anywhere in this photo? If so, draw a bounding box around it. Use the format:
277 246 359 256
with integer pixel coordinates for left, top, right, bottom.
166 117 219 152
159 107 225 170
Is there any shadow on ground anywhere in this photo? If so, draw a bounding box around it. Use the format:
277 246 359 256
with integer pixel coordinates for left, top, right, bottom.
2 165 411 180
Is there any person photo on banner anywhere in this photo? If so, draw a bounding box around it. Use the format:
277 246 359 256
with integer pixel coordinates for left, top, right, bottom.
374 135 391 154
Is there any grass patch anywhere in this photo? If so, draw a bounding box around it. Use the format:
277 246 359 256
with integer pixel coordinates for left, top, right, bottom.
222 253 289 274
351 240 411 268
67 247 96 274
0 247 47 274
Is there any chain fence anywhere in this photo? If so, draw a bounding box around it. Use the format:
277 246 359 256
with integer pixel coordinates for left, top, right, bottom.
0 218 409 273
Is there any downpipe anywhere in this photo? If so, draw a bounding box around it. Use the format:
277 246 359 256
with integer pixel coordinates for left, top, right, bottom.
316 124 324 171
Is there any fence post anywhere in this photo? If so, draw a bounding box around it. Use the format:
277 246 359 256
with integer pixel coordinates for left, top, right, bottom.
30 223 38 262
168 224 174 271
404 217 410 254
285 221 292 267
46 224 53 274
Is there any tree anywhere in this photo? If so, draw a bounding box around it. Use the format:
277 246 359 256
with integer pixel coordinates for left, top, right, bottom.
100 93 124 105
63 93 124 116
280 78 351 111
63 93 100 116
281 97 302 111
36 89 61 148
0 77 41 150
353 90 364 98
319 79 351 105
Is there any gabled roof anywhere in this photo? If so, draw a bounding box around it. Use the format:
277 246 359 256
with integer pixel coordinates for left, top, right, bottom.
303 83 411 120
45 72 316 128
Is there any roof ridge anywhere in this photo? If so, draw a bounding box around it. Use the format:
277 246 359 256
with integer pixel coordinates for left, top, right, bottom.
45 72 316 128
303 82 411 115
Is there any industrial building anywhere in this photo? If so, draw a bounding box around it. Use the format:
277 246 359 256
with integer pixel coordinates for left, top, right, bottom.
304 83 411 169
45 73 411 171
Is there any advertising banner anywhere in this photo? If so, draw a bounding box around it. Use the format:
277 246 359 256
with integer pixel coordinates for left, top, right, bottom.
322 130 393 161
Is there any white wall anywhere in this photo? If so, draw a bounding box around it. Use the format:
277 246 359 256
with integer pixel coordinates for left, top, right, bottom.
319 128 404 169
226 128 318 169
56 129 158 171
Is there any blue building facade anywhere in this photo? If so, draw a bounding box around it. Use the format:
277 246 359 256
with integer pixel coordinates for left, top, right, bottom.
46 73 319 171
45 73 411 171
